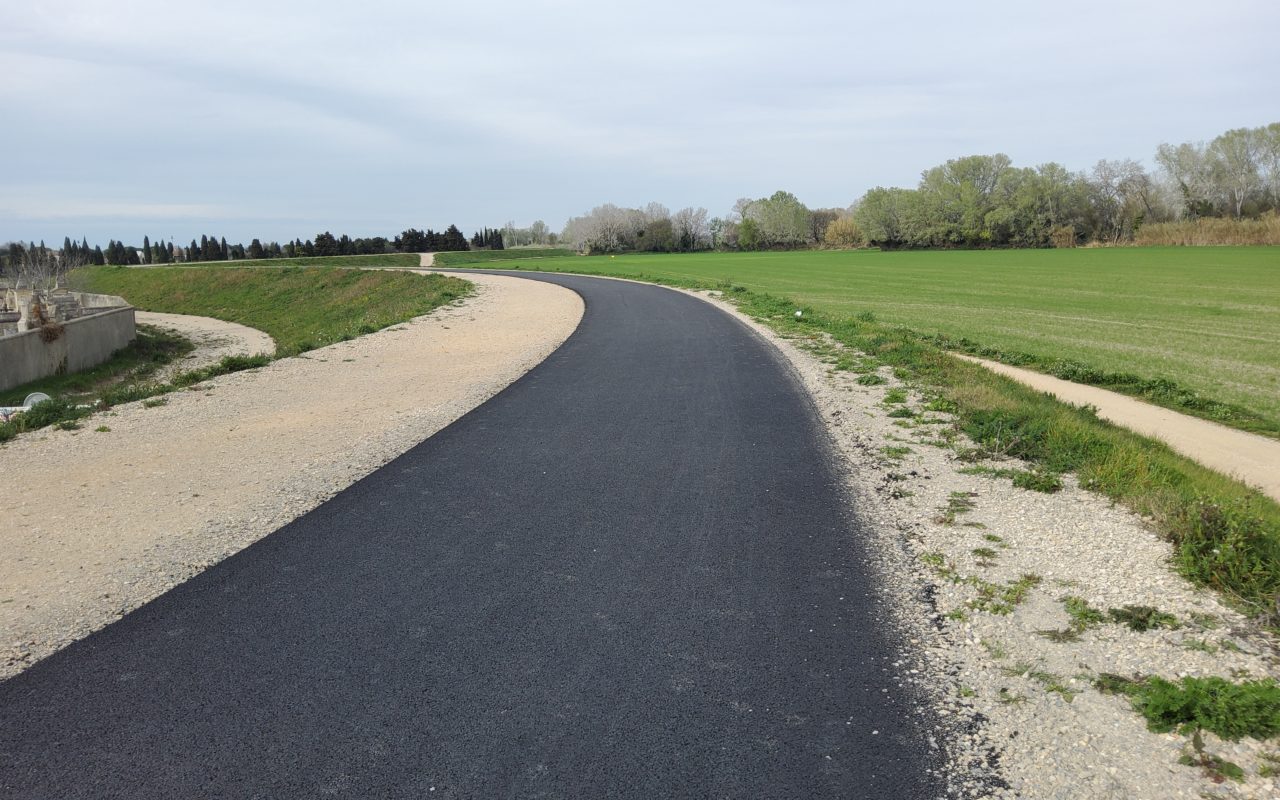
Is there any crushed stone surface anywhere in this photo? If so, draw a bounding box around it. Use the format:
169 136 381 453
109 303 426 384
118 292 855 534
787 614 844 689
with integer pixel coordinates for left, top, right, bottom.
135 310 276 383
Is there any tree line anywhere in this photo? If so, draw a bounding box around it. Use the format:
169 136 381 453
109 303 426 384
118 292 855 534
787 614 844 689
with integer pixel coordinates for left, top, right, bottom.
560 121 1280 252
2 224 488 280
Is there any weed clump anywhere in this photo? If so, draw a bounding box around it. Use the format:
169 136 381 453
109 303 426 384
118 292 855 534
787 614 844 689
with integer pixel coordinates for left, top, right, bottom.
1109 605 1180 632
1096 674 1280 741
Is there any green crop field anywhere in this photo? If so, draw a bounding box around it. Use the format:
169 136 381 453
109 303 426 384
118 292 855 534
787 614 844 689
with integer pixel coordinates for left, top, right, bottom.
479 247 1280 433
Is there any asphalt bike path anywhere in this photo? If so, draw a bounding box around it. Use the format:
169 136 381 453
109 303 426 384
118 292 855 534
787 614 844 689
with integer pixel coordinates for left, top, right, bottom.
0 272 940 798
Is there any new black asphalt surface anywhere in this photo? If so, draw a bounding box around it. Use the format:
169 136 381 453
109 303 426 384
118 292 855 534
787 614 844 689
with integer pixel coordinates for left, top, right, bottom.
0 272 942 798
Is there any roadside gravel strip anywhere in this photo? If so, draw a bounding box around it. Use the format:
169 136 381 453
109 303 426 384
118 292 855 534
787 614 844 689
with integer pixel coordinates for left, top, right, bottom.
956 353 1280 504
0 273 582 679
685 287 1280 799
135 310 276 382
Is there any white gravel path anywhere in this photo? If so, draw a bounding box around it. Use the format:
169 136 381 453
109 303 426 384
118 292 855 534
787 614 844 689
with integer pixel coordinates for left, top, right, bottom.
0 273 582 680
135 311 276 382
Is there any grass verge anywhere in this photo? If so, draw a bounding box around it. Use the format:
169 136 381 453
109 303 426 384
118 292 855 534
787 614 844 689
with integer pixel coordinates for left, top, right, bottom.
433 248 576 266
71 266 470 356
170 253 422 269
469 262 1280 616
0 354 273 443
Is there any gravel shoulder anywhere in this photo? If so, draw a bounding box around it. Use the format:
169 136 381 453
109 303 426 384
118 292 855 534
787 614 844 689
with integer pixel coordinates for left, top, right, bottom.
685 287 1280 799
957 353 1280 503
0 273 582 680
135 311 276 383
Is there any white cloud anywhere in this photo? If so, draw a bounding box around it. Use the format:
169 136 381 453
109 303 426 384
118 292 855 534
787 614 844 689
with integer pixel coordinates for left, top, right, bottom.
2 0 1277 242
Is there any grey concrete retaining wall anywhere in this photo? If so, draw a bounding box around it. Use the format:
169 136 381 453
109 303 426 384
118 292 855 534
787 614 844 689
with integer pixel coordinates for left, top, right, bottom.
0 307 137 393
70 292 130 309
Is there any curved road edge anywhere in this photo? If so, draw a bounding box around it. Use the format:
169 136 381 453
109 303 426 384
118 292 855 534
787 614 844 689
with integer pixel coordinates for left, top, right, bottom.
0 273 583 681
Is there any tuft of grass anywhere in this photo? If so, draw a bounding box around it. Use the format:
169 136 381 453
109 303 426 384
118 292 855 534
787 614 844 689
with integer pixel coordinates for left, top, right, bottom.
1065 596 1107 629
1001 662 1077 702
1012 469 1063 493
1182 638 1218 654
1095 674 1280 741
857 373 886 386
1039 595 1105 642
997 688 1028 705
883 387 908 404
935 491 977 525
970 573 1042 615
981 638 1008 660
881 445 912 462
94 425 110 433
1109 605 1180 632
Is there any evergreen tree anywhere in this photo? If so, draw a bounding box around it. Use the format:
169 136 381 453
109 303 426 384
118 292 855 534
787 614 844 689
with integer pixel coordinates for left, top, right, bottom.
441 224 468 251
142 235 152 265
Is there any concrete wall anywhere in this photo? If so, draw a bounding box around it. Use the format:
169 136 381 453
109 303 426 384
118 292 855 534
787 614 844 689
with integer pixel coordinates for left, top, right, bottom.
0 307 136 393
70 292 129 309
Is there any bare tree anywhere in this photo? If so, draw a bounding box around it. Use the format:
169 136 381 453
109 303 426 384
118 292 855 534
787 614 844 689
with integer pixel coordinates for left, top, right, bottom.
1090 159 1152 242
1208 128 1262 218
672 207 710 251
1256 123 1280 209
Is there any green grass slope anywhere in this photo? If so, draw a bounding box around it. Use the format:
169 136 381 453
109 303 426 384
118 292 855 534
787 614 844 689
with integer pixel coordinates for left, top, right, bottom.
72 265 470 356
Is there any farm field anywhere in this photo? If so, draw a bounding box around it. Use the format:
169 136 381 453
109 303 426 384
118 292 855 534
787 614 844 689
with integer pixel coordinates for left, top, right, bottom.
483 247 1280 433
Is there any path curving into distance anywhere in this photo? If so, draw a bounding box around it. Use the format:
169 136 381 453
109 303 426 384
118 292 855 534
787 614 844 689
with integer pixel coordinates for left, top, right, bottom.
136 310 276 382
956 354 1280 503
0 272 941 798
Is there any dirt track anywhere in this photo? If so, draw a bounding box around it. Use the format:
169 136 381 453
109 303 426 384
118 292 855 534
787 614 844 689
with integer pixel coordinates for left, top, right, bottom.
957 354 1280 502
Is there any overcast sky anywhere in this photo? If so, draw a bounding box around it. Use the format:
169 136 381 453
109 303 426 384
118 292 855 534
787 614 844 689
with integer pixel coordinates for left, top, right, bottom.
2 0 1277 245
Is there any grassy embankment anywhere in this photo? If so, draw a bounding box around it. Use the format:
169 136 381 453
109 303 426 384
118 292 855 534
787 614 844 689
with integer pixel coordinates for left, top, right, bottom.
73 265 469 355
463 248 1280 616
434 248 576 266
0 266 469 441
167 253 422 269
